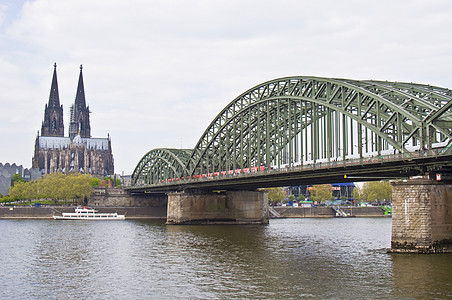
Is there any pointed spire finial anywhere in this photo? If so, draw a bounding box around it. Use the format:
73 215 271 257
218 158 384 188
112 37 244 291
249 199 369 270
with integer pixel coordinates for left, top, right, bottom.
42 63 64 137
80 64 83 71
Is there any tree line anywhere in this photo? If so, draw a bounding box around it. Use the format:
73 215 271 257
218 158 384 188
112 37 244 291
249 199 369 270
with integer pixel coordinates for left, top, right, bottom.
1 173 101 205
352 181 392 203
263 181 392 204
2 173 392 206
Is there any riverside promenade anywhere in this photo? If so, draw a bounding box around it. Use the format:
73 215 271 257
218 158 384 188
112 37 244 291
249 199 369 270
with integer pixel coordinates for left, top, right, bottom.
271 206 387 218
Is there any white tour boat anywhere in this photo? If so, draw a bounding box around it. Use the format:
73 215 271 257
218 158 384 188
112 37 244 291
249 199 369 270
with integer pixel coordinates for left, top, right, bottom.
53 206 126 220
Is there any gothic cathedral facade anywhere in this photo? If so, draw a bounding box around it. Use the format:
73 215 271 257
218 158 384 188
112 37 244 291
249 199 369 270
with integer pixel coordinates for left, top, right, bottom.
32 64 114 176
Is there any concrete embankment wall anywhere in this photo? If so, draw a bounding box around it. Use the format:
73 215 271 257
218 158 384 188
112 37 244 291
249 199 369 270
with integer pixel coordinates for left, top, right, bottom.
0 187 168 219
88 187 168 208
273 206 386 218
0 206 56 219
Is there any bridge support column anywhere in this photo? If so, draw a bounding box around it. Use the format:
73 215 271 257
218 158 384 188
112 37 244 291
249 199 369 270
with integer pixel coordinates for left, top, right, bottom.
166 190 269 225
390 179 452 253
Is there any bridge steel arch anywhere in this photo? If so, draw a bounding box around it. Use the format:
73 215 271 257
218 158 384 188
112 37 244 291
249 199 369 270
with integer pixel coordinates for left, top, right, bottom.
132 76 452 186
132 148 192 186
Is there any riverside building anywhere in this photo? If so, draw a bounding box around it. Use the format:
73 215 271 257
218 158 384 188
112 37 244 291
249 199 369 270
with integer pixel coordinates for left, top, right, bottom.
32 64 114 176
0 163 41 196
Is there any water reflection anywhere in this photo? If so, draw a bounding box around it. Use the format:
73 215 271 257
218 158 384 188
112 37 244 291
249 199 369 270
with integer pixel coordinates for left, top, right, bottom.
391 253 452 299
0 218 450 299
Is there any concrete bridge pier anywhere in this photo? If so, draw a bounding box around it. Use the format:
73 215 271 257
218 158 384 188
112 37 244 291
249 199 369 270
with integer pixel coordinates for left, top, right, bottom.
166 190 269 225
391 178 452 253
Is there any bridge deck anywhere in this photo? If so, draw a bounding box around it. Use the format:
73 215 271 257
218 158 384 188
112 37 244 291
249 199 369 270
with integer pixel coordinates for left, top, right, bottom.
126 149 452 194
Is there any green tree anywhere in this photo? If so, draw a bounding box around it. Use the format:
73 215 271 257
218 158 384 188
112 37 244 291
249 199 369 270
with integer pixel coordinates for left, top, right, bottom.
8 173 96 204
261 187 286 204
62 173 94 204
360 181 392 202
0 195 14 203
90 176 101 187
39 173 66 202
11 174 25 186
297 194 305 201
9 181 27 200
352 185 363 201
23 180 36 201
288 195 296 202
309 184 333 203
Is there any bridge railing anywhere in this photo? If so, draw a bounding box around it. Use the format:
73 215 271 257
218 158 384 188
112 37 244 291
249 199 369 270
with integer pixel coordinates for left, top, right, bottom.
144 146 451 187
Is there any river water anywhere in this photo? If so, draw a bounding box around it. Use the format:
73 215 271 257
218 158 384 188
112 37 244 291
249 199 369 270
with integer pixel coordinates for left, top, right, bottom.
0 218 450 299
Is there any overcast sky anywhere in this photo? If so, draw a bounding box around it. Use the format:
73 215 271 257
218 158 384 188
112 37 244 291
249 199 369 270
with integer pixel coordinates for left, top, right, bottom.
1 0 452 175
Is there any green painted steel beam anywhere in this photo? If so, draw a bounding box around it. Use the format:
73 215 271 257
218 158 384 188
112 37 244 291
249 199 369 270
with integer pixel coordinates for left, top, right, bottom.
131 76 452 187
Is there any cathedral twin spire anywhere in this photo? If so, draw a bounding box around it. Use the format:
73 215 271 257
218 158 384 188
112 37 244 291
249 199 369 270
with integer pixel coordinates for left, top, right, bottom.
48 63 61 109
41 63 91 139
33 64 114 176
69 64 91 139
40 63 64 137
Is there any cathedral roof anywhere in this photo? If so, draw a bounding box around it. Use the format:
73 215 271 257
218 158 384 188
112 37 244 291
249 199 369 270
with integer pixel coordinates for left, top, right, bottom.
38 136 110 151
38 136 71 149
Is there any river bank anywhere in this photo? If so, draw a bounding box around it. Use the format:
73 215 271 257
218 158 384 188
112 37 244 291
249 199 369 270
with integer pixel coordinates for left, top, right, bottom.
0 205 387 219
272 206 388 218
0 206 167 219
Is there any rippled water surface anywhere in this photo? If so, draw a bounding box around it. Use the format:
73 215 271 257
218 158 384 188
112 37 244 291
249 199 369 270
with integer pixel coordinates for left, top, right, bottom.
0 218 451 299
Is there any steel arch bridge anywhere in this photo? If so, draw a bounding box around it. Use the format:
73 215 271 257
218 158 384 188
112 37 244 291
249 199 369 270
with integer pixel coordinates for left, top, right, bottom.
131 76 452 188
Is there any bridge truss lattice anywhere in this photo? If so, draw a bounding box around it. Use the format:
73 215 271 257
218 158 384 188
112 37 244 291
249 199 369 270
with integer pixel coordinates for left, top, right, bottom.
132 76 452 186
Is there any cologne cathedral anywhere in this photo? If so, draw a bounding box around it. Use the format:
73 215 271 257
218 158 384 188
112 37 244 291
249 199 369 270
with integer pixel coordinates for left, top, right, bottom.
32 64 114 176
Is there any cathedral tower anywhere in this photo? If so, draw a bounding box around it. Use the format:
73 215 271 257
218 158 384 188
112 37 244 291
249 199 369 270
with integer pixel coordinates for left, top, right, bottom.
69 65 91 139
33 63 114 176
40 63 64 137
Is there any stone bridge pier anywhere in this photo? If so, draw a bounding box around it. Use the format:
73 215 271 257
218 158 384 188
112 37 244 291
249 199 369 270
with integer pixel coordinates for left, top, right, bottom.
391 178 452 253
166 190 269 225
